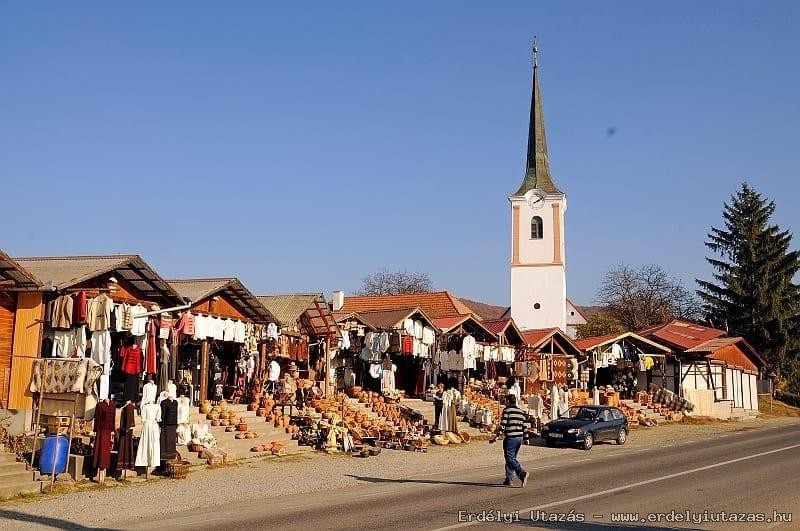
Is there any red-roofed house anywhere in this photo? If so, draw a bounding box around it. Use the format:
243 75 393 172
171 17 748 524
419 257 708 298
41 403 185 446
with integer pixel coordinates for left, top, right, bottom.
341 291 474 320
642 321 763 415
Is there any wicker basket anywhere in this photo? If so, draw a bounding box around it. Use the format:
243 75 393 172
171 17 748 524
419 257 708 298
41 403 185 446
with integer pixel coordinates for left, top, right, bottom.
166 459 190 480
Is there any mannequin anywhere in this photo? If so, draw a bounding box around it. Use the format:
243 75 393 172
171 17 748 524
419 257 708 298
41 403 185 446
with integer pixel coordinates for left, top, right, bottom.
160 393 178 463
141 377 157 407
167 379 177 400
135 400 161 477
116 401 136 476
191 417 217 448
246 354 256 385
176 395 191 445
92 398 116 484
120 337 142 402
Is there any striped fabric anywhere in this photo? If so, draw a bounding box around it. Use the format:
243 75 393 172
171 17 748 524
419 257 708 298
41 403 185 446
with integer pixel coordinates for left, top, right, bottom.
500 405 528 438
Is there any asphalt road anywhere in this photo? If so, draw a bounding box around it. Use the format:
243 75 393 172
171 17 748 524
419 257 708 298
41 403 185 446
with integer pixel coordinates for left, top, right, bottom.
112 423 800 530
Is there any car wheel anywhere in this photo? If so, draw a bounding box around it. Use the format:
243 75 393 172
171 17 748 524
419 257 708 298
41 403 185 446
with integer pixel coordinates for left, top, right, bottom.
616 428 628 445
582 432 594 451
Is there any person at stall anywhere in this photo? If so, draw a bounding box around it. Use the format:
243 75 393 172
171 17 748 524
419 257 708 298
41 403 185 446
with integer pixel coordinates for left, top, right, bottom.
295 380 309 410
265 356 281 395
493 394 529 488
433 383 445 427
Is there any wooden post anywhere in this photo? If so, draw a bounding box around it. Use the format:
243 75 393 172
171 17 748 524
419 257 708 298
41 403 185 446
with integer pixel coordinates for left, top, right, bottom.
65 396 77 485
199 340 209 403
29 362 47 472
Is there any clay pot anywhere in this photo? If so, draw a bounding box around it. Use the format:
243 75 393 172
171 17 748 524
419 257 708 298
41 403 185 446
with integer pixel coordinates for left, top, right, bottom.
257 408 267 417
245 432 255 439
252 432 260 438
225 426 236 433
235 433 246 440
248 403 258 412
237 423 248 432
220 420 229 427
250 446 262 452
210 420 220 427
199 402 211 414
274 418 281 428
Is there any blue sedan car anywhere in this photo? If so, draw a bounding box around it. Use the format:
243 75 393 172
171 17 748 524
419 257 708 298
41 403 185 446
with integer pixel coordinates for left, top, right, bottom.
541 405 629 450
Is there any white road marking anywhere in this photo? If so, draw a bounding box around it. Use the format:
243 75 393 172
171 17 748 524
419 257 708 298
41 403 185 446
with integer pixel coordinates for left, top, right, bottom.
175 516 226 527
431 443 800 531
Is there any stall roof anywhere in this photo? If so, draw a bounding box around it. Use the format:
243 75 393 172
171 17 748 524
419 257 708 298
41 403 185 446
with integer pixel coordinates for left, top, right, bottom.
575 331 671 354
332 311 377 332
357 307 437 331
341 291 475 320
520 328 584 357
640 320 726 350
432 314 496 342
483 318 525 346
0 249 40 291
167 278 275 324
685 336 765 369
257 293 337 337
14 254 183 305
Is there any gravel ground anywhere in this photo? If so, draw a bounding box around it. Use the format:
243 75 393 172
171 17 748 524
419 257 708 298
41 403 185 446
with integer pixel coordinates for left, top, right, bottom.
1 416 797 529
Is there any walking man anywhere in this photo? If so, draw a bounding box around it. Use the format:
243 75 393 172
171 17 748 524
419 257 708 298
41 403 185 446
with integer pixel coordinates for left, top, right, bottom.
496 394 529 487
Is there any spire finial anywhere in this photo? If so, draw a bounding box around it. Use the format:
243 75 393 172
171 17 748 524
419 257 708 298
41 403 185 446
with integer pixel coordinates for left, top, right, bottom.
532 36 539 67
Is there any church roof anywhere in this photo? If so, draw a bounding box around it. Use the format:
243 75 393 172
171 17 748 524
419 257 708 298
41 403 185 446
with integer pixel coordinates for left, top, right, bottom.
513 49 562 197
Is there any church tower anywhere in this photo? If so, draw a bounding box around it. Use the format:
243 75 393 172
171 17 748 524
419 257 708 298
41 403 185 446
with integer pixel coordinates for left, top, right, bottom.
509 43 567 332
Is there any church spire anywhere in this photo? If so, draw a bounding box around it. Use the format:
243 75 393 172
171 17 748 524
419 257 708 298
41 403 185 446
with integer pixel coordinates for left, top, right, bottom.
514 39 562 196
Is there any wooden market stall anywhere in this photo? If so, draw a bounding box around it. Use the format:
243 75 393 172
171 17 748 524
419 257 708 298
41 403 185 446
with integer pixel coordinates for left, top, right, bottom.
167 278 276 404
256 293 338 394
518 327 584 395
9 255 184 411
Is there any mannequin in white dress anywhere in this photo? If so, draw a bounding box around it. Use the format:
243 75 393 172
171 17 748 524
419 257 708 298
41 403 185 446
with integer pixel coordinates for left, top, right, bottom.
176 395 191 445
135 402 161 473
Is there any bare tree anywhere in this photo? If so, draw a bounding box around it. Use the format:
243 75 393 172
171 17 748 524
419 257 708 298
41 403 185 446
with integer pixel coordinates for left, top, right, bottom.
576 311 626 339
357 269 433 296
597 264 701 331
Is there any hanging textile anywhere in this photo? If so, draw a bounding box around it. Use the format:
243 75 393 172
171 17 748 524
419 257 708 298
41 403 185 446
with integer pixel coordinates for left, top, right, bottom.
146 319 157 374
116 402 136 471
92 400 116 470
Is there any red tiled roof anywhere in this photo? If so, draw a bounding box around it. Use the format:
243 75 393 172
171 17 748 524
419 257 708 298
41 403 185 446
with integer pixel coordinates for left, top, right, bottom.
433 315 470 331
482 318 511 335
520 328 560 347
342 291 474 320
643 320 726 350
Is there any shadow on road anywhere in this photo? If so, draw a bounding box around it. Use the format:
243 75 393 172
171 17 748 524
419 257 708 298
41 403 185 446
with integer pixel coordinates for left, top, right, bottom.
346 474 508 488
0 509 114 530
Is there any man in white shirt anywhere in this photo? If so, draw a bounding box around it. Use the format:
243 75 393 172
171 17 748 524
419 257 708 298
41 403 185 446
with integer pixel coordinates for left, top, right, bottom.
267 357 281 394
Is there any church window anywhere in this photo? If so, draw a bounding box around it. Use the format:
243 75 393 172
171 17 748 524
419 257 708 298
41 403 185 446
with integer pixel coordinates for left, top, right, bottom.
534 303 541 310
531 216 543 239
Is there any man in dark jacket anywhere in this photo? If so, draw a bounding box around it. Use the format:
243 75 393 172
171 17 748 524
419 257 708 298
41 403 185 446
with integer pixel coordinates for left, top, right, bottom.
495 394 529 487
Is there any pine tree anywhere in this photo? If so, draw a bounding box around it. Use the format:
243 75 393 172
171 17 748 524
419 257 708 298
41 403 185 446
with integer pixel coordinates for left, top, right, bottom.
697 183 800 376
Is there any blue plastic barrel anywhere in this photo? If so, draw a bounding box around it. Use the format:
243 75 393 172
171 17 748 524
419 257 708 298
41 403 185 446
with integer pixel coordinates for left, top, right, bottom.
40 435 68 475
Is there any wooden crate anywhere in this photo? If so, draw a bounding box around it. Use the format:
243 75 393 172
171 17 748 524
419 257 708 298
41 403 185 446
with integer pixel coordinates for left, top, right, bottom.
46 416 71 435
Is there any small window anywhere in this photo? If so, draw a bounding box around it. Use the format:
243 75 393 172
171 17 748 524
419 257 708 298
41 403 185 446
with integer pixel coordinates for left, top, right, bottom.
530 216 543 239
611 409 624 420
533 303 541 310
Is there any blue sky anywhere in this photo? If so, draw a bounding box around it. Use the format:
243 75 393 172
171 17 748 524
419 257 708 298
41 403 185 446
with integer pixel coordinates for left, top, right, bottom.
2 2 799 306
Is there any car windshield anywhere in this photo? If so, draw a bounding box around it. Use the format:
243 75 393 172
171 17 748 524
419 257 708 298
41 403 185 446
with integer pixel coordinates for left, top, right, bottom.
571 407 597 421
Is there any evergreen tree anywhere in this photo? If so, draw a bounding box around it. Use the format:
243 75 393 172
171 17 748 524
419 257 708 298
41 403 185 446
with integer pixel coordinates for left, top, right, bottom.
697 183 800 376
